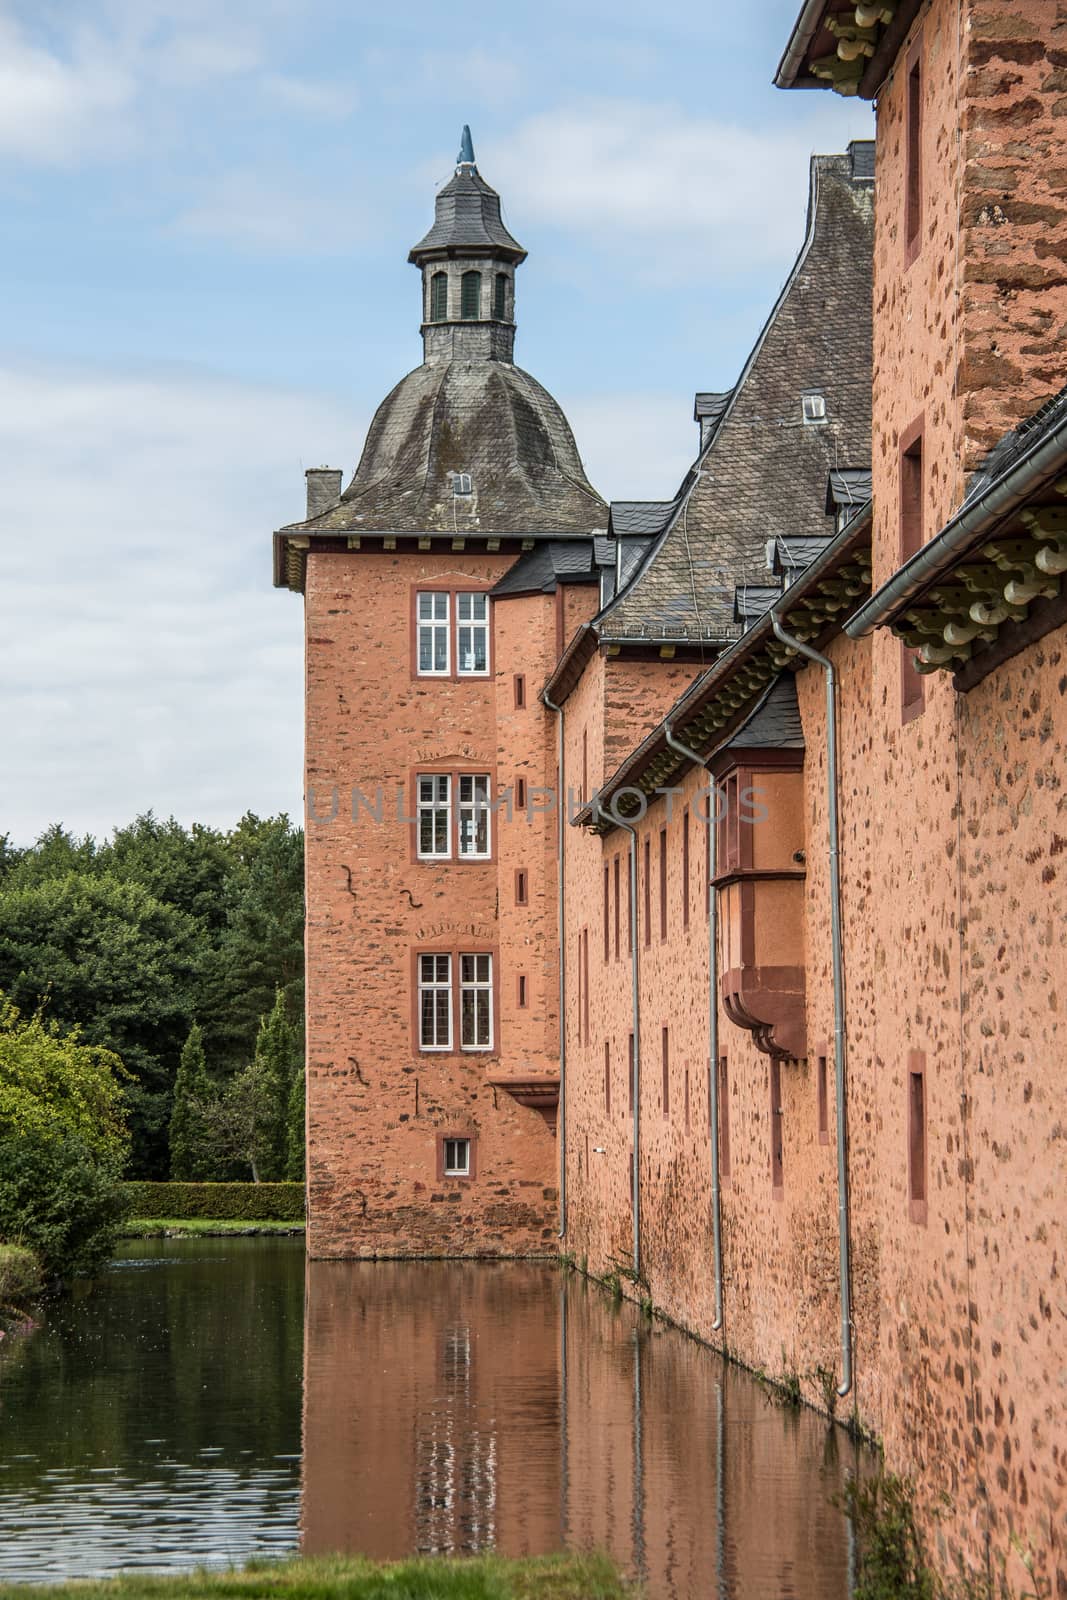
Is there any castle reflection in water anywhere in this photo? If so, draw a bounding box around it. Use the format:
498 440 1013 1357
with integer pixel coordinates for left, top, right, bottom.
301 1261 864 1600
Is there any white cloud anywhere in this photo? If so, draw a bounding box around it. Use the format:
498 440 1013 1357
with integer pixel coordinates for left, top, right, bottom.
0 361 363 843
488 99 874 278
0 13 134 164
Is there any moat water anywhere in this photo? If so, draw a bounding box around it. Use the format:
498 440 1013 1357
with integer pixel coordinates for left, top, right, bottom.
0 1238 871 1596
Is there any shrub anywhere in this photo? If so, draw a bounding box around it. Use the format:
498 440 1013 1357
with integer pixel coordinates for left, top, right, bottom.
123 1181 305 1221
0 1129 131 1280
0 1243 43 1305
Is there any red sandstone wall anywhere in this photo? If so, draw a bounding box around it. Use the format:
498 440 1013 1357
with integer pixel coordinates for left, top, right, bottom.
303 550 563 1258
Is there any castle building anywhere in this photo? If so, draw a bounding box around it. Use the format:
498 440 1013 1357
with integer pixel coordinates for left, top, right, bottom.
278 4 1067 1576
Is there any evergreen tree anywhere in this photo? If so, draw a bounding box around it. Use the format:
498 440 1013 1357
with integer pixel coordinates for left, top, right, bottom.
286 1061 305 1183
169 1023 211 1180
250 989 297 1181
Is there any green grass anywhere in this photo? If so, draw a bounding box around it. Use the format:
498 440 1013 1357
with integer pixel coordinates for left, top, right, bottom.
119 1219 305 1238
0 1552 631 1600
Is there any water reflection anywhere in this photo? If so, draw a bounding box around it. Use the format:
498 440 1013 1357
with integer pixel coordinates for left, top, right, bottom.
0 1243 867 1596
303 1260 865 1599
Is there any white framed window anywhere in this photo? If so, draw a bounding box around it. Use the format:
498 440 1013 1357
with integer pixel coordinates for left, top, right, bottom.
417 775 452 859
460 953 493 1049
418 954 452 1050
444 1137 471 1176
801 391 827 424
456 592 489 676
417 592 450 676
457 774 491 858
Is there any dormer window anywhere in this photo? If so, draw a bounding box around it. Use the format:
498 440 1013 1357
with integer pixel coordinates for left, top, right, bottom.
430 272 448 323
461 271 481 319
802 391 827 424
493 273 507 320
451 473 472 496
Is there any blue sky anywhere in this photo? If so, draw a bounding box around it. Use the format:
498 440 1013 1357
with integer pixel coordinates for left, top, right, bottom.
0 0 872 843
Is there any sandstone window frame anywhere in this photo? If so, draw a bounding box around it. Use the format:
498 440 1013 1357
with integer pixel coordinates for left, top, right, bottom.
904 32 923 267
415 590 451 676
411 944 499 1057
417 952 453 1051
899 415 926 723
415 774 452 861
907 1048 928 1225
460 952 494 1050
410 766 496 863
410 583 493 682
436 1132 478 1181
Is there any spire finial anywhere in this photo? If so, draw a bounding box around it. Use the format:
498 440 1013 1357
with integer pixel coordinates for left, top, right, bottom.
457 125 476 170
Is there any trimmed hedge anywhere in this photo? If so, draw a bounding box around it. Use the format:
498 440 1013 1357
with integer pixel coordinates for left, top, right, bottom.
123 1181 305 1221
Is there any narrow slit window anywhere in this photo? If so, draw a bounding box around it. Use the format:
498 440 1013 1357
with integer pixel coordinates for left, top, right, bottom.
416 591 450 676
461 270 481 319
458 775 491 859
901 430 925 720
908 1054 927 1221
628 1033 635 1114
682 809 690 930
627 853 633 955
684 1067 690 1130
613 856 620 960
718 1057 730 1178
770 1059 784 1190
906 46 922 252
817 1055 829 1142
514 673 526 709
493 272 507 320
456 592 489 676
603 864 610 961
416 775 451 860
604 1041 611 1116
419 954 452 1050
659 827 668 941
643 837 651 948
582 929 590 1046
516 776 527 812
517 973 528 1008
516 869 528 906
430 272 448 322
661 1027 670 1116
460 954 493 1049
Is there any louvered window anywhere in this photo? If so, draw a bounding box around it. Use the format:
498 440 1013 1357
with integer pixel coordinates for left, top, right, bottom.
430 272 448 322
461 271 481 319
493 273 507 320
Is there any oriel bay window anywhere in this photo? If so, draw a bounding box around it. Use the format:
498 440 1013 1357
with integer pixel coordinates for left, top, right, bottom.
414 589 491 679
416 950 496 1053
414 771 493 861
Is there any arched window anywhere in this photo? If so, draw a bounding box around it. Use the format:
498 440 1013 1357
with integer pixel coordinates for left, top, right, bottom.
461 271 481 320
493 273 507 320
430 272 448 322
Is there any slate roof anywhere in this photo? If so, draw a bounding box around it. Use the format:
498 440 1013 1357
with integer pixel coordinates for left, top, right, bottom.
595 145 873 644
280 360 606 537
608 500 680 537
693 391 732 427
772 535 832 577
734 583 784 624
490 538 601 596
722 673 804 751
826 467 872 515
408 165 526 262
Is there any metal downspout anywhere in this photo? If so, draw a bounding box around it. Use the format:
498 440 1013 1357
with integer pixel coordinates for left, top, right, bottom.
664 721 724 1333
544 689 567 1239
603 800 642 1280
770 606 853 1400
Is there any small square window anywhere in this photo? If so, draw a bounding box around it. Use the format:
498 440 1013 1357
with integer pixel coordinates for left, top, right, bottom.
802 392 827 424
444 1137 470 1176
452 473 473 496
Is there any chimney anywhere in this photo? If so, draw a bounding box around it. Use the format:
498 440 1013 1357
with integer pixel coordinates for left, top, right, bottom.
305 467 342 521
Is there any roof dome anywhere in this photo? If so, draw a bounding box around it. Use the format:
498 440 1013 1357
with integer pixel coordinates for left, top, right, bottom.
300 358 605 536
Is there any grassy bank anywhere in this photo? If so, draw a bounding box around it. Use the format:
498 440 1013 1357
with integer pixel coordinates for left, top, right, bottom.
120 1219 305 1238
0 1552 629 1600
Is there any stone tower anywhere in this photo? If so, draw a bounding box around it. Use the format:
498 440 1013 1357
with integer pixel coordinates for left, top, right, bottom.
274 130 607 1259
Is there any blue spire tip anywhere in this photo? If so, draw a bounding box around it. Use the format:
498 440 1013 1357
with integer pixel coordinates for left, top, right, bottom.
457 125 476 167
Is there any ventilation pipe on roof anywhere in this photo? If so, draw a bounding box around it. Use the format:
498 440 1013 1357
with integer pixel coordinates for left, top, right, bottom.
664 721 724 1334
543 688 568 1239
769 603 853 1400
